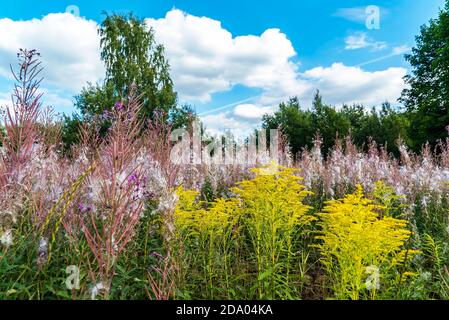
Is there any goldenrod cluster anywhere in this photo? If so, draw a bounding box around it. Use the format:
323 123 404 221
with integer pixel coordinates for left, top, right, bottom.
316 185 417 299
231 164 315 230
174 163 316 299
174 186 241 236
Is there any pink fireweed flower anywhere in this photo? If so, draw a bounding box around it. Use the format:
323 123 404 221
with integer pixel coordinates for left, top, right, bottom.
114 101 124 111
102 109 112 120
128 173 139 185
78 202 93 213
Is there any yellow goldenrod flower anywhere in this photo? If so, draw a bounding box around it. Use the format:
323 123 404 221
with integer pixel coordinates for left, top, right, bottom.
316 185 416 300
232 163 315 299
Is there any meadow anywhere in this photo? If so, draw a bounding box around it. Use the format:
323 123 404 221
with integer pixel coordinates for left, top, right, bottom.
0 51 448 300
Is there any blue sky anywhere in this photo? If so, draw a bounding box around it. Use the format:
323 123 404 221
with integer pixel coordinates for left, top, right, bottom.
0 0 446 134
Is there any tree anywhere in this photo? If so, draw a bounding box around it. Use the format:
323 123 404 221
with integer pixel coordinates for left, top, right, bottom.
0 124 4 147
169 104 196 130
263 92 353 157
263 93 410 158
76 13 177 120
60 113 83 152
310 91 351 155
344 103 410 156
262 97 314 157
400 0 449 150
62 13 181 150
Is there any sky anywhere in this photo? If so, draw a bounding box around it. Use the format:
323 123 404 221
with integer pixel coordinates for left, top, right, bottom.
0 0 446 135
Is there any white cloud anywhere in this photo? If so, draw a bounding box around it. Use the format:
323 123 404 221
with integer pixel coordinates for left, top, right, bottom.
0 88 73 118
145 9 307 103
333 7 369 23
345 32 387 50
392 45 412 55
233 104 273 120
302 63 407 106
0 13 103 93
0 91 10 105
41 90 73 110
201 112 255 138
201 61 408 136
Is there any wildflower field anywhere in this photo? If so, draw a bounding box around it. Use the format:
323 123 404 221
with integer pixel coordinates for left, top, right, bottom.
0 50 448 301
2 0 449 301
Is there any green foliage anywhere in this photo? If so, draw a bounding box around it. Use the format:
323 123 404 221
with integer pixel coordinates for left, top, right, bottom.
400 0 449 151
412 192 449 243
401 234 449 299
0 123 4 147
168 104 196 130
60 114 83 153
310 91 351 155
342 103 410 156
61 13 187 149
262 92 410 157
262 97 315 157
77 13 177 120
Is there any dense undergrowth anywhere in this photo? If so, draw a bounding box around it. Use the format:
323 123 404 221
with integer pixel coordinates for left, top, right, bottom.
1 50 449 300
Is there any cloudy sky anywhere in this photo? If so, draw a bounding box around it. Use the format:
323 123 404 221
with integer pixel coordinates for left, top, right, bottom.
0 0 446 135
